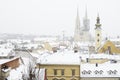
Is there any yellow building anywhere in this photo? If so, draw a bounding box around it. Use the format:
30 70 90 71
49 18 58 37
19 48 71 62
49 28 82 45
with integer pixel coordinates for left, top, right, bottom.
37 64 80 80
95 14 102 52
36 50 81 80
98 40 120 54
36 49 120 80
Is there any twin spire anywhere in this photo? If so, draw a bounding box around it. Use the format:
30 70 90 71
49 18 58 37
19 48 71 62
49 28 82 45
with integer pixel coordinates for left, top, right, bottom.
85 6 88 19
76 6 88 28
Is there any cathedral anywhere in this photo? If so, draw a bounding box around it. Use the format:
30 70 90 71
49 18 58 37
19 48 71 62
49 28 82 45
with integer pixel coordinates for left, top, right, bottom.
74 8 93 42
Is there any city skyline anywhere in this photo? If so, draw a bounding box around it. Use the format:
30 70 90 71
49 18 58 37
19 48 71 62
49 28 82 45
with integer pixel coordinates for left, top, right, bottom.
0 0 120 38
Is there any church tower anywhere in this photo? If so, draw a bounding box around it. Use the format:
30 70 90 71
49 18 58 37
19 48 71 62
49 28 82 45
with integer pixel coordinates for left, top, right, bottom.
95 14 102 52
74 7 80 42
83 7 90 31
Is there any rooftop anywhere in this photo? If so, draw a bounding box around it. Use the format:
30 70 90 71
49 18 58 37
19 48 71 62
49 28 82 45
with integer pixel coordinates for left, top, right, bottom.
37 49 120 65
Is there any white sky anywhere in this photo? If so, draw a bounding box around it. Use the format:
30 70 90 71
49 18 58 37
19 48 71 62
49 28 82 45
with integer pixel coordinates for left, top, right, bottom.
0 0 120 38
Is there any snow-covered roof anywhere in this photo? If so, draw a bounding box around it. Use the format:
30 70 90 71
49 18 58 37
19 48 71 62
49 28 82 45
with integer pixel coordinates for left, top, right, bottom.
7 39 31 43
37 50 82 65
19 43 39 49
0 43 14 49
0 57 19 65
73 42 93 47
7 57 45 80
81 62 120 77
0 48 13 57
89 53 120 60
49 42 59 47
30 53 40 58
0 59 10 65
37 49 120 65
34 37 57 42
109 38 120 42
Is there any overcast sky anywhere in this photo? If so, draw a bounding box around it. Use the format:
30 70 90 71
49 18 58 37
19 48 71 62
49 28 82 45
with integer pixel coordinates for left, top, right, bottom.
0 0 120 38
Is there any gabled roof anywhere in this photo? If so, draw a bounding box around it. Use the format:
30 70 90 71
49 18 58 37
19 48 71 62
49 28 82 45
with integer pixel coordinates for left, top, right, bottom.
98 40 120 54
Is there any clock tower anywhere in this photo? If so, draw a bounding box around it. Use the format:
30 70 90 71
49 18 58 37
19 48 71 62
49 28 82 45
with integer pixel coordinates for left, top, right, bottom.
95 14 102 52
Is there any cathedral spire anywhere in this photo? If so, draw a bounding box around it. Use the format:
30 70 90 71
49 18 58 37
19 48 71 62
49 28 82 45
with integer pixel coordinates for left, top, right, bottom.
76 6 80 25
76 6 80 30
85 6 88 19
83 6 90 31
77 6 79 17
74 6 80 42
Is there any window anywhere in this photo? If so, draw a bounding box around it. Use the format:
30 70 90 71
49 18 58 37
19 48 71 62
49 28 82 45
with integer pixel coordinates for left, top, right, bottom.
53 78 58 80
53 78 65 80
72 69 75 76
71 78 76 80
108 46 111 54
45 69 47 76
97 34 100 36
97 39 99 42
54 69 57 75
61 69 64 75
60 78 65 80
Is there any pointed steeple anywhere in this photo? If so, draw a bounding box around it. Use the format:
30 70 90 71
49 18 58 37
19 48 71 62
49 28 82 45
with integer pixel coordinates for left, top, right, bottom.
77 6 79 17
76 6 80 27
85 6 88 19
97 13 100 24
74 6 80 42
95 13 101 29
83 6 90 31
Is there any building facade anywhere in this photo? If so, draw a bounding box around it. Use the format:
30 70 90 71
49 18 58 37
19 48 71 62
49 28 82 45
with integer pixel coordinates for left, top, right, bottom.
37 64 80 80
